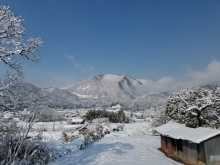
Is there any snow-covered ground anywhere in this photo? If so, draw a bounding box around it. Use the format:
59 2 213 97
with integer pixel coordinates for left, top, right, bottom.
50 123 182 165
18 121 82 131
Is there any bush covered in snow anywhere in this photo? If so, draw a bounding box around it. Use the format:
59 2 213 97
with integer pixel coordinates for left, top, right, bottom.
0 119 53 164
150 110 166 128
62 131 79 143
92 118 111 136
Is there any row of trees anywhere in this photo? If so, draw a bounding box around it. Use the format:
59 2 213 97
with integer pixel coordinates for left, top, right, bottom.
85 109 129 123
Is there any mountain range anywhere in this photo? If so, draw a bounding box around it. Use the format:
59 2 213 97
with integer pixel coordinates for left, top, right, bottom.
24 74 169 111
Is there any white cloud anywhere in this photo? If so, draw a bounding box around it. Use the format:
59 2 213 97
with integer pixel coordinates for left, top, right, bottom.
24 60 220 91
140 77 177 93
140 60 220 93
186 60 220 86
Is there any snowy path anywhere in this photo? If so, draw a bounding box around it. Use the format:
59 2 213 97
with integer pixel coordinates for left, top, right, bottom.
50 123 182 165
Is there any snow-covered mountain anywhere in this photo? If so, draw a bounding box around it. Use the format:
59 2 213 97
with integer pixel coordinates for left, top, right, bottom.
22 74 170 111
64 74 144 100
21 83 81 109
61 74 169 110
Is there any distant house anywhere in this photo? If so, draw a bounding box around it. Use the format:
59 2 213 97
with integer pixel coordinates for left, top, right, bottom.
68 118 85 125
65 111 78 117
155 121 220 165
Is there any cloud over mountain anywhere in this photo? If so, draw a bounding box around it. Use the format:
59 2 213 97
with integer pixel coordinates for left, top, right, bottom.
186 60 220 86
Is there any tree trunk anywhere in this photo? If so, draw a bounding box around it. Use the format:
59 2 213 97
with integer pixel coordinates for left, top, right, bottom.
197 110 202 127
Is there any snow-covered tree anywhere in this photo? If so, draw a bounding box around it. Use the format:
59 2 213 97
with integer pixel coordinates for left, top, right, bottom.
165 86 220 128
0 3 42 113
151 109 166 128
92 118 111 137
0 4 42 72
0 72 34 116
0 4 47 164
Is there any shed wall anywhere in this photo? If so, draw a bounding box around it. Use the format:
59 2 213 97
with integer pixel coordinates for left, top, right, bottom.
204 135 220 165
176 139 183 159
167 137 176 155
198 142 206 164
177 150 184 160
188 142 198 165
167 137 171 154
161 135 166 151
182 140 188 162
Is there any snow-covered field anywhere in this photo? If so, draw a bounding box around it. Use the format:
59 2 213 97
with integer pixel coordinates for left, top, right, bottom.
50 123 182 165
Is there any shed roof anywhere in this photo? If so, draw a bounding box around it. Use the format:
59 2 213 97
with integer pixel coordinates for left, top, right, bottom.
77 124 95 132
155 122 220 143
164 126 194 139
71 118 84 122
179 127 220 143
154 121 184 135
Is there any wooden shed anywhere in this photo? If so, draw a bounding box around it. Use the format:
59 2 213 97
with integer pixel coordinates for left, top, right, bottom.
155 122 220 165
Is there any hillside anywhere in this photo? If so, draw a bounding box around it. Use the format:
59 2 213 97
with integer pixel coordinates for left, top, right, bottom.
20 82 81 109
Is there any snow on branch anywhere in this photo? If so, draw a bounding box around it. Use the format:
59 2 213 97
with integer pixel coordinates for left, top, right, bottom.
165 86 220 128
0 4 43 72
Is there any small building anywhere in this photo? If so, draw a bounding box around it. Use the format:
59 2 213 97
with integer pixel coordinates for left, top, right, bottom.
64 110 79 117
155 122 220 165
77 124 95 135
68 118 85 125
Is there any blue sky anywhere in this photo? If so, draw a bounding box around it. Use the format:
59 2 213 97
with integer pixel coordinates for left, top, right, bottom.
1 0 220 87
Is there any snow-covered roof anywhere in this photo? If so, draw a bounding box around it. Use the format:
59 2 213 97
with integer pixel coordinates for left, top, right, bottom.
155 122 220 143
77 124 95 132
179 127 220 143
111 124 118 129
85 125 95 131
154 121 184 135
163 126 194 139
71 118 84 122
111 104 121 109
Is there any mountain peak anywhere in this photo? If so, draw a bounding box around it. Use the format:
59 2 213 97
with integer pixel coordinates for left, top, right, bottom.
62 74 145 100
